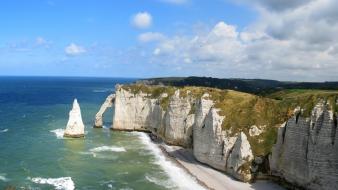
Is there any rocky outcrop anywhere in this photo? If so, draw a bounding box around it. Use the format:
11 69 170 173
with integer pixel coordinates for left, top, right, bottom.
105 85 254 181
163 90 194 146
270 101 338 190
193 96 253 181
94 94 115 128
226 132 254 182
112 85 161 132
64 99 85 138
96 84 338 188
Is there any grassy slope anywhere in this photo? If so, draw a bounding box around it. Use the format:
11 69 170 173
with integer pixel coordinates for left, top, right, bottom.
121 85 338 156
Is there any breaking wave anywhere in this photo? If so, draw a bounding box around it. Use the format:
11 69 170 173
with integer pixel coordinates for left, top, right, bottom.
0 129 8 133
50 129 65 139
136 132 205 190
93 89 113 93
145 174 174 189
89 146 126 153
30 177 75 190
0 174 9 182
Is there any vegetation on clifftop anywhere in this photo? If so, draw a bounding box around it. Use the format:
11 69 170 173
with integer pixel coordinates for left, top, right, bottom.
121 84 338 156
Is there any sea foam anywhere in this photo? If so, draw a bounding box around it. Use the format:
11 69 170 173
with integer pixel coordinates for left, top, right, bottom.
50 129 65 139
0 174 9 182
136 132 205 190
90 146 126 153
145 174 174 189
0 129 8 133
30 177 75 190
93 89 113 93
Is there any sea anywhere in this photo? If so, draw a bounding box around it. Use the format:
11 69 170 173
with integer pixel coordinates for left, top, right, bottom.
0 77 204 190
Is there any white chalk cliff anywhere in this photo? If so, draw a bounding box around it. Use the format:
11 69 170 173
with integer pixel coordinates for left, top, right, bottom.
98 84 338 189
64 99 85 138
107 85 253 181
270 101 338 190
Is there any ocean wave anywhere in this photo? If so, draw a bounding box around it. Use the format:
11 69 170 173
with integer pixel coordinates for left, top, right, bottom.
0 128 8 133
50 129 65 139
0 174 9 182
100 179 115 189
89 146 126 153
93 89 113 93
136 132 206 190
30 177 75 190
145 174 174 189
102 125 110 129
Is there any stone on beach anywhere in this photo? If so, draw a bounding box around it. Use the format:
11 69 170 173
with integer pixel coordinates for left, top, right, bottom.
64 99 85 138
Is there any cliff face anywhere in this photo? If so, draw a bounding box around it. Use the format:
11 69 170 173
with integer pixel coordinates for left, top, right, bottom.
109 85 253 181
112 86 158 131
102 84 338 188
193 96 253 181
270 101 338 190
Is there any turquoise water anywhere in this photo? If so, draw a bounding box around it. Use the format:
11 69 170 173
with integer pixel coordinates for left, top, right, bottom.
0 77 203 190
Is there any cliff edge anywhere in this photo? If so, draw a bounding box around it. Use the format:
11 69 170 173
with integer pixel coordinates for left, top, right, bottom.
97 84 338 189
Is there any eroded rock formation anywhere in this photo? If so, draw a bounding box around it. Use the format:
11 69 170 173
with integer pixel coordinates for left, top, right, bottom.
64 99 85 138
96 84 338 188
105 85 254 181
94 94 115 128
193 96 253 181
270 101 338 190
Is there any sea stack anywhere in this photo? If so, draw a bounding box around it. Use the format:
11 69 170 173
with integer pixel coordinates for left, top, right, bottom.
64 99 85 138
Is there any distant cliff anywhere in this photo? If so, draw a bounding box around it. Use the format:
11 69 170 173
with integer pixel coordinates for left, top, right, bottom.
138 76 338 95
96 84 338 189
270 101 338 190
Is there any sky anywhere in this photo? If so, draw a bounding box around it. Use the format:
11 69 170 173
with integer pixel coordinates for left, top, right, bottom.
0 0 337 81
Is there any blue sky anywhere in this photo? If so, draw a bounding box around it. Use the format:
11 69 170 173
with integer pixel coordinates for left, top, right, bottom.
1 0 338 81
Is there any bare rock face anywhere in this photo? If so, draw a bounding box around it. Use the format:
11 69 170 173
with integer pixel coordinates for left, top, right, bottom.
249 125 264 137
112 85 161 131
94 94 115 128
226 132 254 182
164 90 194 147
193 96 253 182
270 101 338 190
111 86 194 147
64 99 85 138
110 85 255 181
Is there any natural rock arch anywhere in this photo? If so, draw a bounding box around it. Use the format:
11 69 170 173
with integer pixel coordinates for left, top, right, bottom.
94 94 115 128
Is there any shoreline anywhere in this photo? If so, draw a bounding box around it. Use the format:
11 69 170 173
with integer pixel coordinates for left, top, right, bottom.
146 134 285 190
157 145 211 190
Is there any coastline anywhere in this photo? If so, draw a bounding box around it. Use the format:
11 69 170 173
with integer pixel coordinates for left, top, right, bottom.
145 133 285 190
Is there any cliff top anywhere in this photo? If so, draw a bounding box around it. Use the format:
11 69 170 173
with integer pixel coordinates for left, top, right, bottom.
119 84 338 156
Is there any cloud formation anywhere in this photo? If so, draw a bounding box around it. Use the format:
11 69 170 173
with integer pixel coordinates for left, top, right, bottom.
65 43 86 56
141 0 338 81
138 32 166 43
240 0 313 11
132 12 152 29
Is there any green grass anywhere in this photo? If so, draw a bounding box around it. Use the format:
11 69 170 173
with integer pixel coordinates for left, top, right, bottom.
120 85 338 156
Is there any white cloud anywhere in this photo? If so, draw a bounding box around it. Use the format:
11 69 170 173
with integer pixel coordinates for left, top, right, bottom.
238 0 313 12
138 32 166 43
65 43 86 56
144 10 338 81
36 37 47 45
128 0 338 81
132 12 152 29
